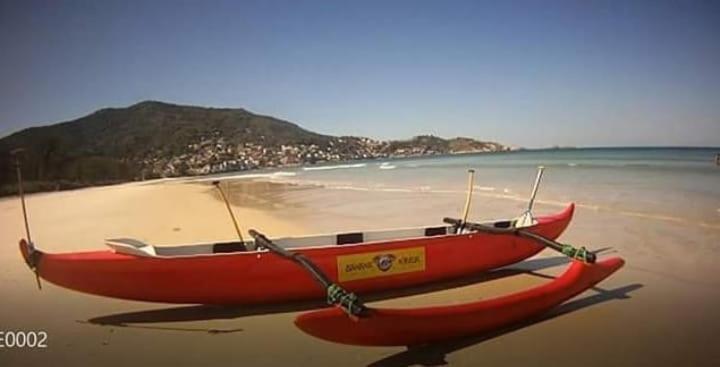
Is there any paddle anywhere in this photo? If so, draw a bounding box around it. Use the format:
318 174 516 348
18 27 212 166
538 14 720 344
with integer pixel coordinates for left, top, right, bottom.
249 229 368 317
449 167 595 263
516 166 544 227
458 169 475 231
212 180 245 243
442 217 596 263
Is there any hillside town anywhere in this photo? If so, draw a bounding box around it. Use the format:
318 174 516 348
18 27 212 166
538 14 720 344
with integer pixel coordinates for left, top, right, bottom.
144 135 510 177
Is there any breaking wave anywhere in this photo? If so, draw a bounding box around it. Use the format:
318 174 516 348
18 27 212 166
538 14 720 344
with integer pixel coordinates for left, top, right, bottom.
473 186 496 192
302 163 367 171
187 171 297 183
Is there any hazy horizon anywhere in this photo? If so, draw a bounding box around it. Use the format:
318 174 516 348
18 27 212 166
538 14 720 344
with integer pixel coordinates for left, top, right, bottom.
1 0 718 148
1 99 718 150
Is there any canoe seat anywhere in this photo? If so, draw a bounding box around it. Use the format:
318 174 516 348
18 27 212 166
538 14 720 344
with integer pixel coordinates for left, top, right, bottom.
106 238 157 257
213 242 248 253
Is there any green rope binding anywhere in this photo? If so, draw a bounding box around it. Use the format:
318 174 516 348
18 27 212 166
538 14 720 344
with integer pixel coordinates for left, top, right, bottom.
561 244 591 263
326 284 366 316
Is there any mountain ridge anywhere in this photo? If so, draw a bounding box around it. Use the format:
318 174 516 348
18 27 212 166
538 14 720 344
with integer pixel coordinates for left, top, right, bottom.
0 101 509 195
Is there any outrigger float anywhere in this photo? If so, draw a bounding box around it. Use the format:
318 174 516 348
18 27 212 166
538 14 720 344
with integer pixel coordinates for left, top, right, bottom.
256 230 622 346
13 151 622 345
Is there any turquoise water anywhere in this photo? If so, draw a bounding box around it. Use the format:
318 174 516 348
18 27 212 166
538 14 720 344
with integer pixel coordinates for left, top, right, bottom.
221 147 720 227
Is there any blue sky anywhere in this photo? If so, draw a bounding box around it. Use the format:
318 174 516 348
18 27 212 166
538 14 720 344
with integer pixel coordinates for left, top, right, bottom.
1 0 718 147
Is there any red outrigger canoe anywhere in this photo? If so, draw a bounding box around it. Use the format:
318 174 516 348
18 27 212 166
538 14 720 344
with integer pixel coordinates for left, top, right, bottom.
295 257 624 346
19 204 574 305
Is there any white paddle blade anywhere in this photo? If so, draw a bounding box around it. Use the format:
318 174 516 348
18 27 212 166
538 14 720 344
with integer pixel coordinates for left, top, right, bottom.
515 211 536 228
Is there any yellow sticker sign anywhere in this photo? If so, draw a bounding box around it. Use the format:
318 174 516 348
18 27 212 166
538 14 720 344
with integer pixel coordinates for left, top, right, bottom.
337 247 426 282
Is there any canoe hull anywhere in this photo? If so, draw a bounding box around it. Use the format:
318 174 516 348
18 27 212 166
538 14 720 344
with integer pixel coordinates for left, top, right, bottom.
20 205 574 305
294 257 624 346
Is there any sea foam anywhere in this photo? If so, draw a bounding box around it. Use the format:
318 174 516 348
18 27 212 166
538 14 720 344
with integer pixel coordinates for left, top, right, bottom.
188 171 297 183
302 163 367 171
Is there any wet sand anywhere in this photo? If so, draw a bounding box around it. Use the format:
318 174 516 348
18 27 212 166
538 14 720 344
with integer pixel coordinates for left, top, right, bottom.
1 179 719 366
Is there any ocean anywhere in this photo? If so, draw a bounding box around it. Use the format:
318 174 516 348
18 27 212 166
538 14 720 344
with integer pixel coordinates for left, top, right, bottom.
214 147 720 230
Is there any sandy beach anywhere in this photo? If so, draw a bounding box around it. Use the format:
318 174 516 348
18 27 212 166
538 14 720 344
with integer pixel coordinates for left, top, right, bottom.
1 178 719 366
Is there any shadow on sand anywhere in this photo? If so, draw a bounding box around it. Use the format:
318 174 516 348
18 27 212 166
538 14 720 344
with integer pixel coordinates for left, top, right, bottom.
367 282 642 367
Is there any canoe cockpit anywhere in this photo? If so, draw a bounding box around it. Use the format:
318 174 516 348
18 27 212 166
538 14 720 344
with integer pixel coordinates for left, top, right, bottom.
106 219 516 258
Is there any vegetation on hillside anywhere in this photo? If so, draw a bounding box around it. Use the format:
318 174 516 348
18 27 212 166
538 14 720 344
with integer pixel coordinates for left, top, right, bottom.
0 101 509 196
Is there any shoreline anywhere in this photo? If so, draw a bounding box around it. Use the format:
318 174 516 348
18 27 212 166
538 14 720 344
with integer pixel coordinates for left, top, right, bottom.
4 144 719 202
13 144 720 199
0 150 515 198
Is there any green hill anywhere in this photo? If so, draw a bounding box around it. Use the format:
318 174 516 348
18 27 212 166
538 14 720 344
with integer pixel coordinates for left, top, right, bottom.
0 101 509 196
0 101 331 191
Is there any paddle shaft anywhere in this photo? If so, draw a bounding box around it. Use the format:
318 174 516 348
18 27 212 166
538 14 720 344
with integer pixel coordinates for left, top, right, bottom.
460 169 475 226
526 166 544 213
212 181 244 243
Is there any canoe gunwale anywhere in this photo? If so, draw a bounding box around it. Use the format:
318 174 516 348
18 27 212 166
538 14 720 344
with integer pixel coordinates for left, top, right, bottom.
21 203 573 260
